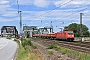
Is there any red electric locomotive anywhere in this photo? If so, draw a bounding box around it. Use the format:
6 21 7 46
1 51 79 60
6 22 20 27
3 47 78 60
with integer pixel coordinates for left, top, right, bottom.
33 30 74 41
55 30 74 41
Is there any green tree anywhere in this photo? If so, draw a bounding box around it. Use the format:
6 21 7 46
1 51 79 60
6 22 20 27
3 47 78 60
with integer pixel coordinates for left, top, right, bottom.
64 23 89 37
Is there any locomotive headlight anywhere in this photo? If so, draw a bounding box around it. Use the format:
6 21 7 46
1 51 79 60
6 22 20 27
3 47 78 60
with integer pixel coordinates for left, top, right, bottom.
68 35 70 37
72 35 74 37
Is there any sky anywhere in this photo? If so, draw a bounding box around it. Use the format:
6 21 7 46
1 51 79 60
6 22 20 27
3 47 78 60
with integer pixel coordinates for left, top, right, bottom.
0 0 90 33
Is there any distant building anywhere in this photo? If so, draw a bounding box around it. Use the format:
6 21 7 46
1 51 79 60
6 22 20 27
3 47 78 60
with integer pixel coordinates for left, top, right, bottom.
23 26 38 38
1 26 18 37
38 26 53 34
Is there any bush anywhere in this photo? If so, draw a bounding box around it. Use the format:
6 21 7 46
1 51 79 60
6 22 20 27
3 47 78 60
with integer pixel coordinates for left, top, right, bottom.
48 44 57 49
22 40 32 47
21 38 38 49
32 45 37 49
20 37 24 42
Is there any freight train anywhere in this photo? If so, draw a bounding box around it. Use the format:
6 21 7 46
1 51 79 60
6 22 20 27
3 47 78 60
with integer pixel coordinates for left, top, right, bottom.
33 30 74 41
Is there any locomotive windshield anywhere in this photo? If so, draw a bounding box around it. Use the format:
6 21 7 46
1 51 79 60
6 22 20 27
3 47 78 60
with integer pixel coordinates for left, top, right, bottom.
68 31 73 34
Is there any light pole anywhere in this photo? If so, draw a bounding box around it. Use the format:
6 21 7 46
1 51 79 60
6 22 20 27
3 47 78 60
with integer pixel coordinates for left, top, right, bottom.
19 11 22 34
80 13 84 42
50 21 53 33
17 0 22 34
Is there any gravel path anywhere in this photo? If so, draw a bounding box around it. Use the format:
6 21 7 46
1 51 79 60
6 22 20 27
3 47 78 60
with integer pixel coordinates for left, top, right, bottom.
31 41 79 60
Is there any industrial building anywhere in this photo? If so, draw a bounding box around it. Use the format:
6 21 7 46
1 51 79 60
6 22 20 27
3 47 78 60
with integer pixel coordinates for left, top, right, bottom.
23 26 38 38
1 26 18 37
23 25 53 38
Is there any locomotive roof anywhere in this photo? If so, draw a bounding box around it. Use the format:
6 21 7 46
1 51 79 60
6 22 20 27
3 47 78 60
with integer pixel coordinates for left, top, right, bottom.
64 30 73 31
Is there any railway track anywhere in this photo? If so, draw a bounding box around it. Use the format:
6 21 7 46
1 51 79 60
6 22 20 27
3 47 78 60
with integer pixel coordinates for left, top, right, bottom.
31 37 90 53
58 42 90 53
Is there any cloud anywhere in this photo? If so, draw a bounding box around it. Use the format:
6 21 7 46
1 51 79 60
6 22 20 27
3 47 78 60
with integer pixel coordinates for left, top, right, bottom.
34 0 49 7
0 16 20 22
0 0 15 12
54 0 70 7
70 0 90 5
14 0 50 7
82 10 90 13
21 9 90 21
0 0 19 21
71 1 83 5
0 0 9 4
12 0 90 8
2 11 18 17
16 0 33 5
54 0 90 8
0 0 90 31
1 0 90 33
0 5 11 11
0 17 14 22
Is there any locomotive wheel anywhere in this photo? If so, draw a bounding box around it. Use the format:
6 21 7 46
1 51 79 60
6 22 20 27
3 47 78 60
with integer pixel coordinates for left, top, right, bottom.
67 39 70 42
67 39 73 42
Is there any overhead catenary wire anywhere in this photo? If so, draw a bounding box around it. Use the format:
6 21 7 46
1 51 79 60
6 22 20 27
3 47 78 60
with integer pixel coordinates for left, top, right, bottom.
40 6 89 28
32 6 89 28
33 0 89 19
16 0 89 29
16 0 88 21
54 7 88 21
32 0 74 20
32 0 89 21
40 7 89 23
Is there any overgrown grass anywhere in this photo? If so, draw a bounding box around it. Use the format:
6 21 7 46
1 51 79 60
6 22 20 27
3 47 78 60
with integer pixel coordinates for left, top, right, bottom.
21 38 37 49
16 45 29 60
15 38 43 60
48 44 90 60
48 44 57 49
59 47 90 60
48 49 54 55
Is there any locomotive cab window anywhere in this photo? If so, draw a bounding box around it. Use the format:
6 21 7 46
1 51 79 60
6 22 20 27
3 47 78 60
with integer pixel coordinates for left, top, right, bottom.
68 31 73 34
